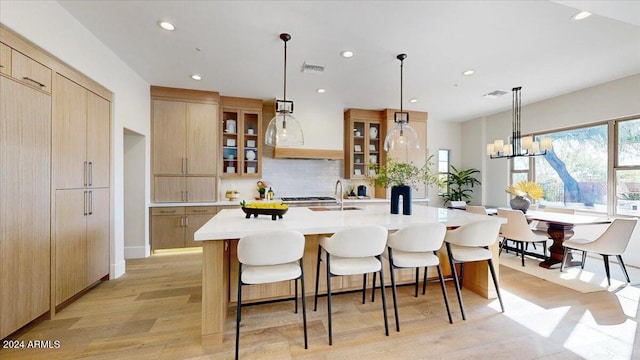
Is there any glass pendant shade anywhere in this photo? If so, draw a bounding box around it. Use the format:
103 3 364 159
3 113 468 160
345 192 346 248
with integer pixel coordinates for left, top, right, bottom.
265 111 304 147
383 122 419 152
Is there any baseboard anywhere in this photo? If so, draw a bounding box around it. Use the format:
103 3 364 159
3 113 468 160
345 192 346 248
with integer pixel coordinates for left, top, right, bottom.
111 259 126 279
125 245 150 259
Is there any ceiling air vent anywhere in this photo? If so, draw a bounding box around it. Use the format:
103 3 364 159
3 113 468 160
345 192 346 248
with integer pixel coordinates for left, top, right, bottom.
483 90 508 98
301 62 325 73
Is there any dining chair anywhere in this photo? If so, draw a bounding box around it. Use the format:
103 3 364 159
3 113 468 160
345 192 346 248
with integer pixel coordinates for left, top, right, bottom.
498 208 550 266
445 219 504 320
235 230 307 359
561 218 638 286
313 225 389 345
379 223 453 331
465 205 489 215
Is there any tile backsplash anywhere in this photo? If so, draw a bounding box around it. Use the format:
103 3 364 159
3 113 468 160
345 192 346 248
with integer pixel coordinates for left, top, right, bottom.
220 157 371 200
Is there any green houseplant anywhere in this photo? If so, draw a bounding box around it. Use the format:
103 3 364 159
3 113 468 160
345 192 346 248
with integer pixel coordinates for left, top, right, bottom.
439 165 481 206
367 156 439 214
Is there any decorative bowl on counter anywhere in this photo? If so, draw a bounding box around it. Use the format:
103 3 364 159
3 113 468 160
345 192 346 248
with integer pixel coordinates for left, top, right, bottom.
241 207 288 220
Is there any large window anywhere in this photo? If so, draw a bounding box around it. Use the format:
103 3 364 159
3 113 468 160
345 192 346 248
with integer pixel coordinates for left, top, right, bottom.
534 124 608 211
616 118 640 216
510 116 639 216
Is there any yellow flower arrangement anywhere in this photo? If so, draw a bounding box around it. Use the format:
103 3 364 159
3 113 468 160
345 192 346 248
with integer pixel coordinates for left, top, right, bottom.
505 181 544 201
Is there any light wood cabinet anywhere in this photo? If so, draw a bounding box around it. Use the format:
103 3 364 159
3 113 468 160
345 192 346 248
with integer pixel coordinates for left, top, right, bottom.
54 188 110 306
11 49 52 93
0 75 51 339
153 176 217 202
53 74 110 190
150 206 218 250
0 42 11 75
220 96 262 178
344 109 384 180
151 87 219 202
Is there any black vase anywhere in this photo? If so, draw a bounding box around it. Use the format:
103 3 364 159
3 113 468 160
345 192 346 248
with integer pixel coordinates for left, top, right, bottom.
390 185 412 215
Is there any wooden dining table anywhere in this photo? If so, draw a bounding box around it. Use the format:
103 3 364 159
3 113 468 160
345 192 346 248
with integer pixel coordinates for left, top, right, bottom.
524 210 611 269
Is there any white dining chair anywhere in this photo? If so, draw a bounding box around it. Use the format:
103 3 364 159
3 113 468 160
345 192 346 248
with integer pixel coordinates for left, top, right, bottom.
465 205 489 215
561 218 638 286
313 225 389 345
498 208 550 266
380 223 453 331
235 230 307 359
445 219 504 320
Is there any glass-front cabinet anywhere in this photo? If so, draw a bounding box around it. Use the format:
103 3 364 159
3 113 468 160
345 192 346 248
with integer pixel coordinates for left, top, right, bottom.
220 96 262 178
344 109 384 179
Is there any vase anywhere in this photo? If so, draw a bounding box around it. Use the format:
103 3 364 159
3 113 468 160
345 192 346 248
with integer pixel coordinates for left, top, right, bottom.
390 185 412 215
510 196 531 213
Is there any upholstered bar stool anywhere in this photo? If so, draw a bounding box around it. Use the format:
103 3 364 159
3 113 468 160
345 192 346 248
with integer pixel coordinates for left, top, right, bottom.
313 225 389 345
445 219 504 320
382 223 453 331
235 230 307 359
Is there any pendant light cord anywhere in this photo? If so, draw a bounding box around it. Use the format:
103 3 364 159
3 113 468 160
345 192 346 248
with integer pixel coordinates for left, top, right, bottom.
283 37 287 103
400 57 404 114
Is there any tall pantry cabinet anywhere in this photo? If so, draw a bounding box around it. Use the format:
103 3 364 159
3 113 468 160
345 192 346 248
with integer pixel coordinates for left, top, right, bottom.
0 65 52 339
52 74 111 306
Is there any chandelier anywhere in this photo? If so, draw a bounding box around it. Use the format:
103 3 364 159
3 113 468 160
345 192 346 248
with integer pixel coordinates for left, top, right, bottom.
487 87 552 159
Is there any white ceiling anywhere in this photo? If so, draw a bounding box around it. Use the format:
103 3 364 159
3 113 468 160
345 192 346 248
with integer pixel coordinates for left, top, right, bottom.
58 0 640 123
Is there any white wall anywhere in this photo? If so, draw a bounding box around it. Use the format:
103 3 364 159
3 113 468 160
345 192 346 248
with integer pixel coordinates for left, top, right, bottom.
427 119 462 207
462 74 640 265
124 130 148 259
1 1 151 278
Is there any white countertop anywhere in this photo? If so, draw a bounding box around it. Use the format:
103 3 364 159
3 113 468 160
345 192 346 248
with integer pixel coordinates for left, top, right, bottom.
149 197 429 208
194 204 502 241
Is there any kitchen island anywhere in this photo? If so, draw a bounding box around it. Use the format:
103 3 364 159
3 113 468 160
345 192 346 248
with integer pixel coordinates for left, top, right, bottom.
194 204 504 345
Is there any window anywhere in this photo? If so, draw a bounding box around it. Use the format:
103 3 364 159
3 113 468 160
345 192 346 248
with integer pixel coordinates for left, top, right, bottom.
438 149 450 195
616 118 640 216
509 116 640 216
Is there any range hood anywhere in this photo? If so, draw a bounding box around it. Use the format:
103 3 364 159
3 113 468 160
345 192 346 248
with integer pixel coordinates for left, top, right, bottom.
262 99 343 160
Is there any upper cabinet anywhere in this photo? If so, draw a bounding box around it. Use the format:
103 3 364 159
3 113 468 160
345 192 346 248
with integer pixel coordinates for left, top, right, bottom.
0 41 52 94
53 74 110 190
220 96 263 178
151 86 220 202
344 109 384 179
153 100 218 175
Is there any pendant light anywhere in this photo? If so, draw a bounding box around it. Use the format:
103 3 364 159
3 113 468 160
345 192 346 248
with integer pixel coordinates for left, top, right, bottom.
265 33 304 147
383 53 419 153
486 87 552 158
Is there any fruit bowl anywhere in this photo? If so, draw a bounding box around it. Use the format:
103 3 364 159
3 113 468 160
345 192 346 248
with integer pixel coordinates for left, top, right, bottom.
241 207 288 220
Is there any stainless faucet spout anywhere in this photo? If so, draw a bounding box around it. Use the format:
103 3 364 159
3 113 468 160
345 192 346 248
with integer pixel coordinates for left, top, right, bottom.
335 180 344 211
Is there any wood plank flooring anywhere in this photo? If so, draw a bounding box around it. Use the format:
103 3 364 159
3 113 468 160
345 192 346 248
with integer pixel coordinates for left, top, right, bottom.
2 251 640 359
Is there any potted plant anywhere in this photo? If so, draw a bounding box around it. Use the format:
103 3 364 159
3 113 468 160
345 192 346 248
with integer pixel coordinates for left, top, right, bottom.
367 156 439 215
439 165 481 207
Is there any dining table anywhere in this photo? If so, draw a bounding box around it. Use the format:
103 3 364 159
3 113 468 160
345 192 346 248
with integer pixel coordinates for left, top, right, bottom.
524 210 612 269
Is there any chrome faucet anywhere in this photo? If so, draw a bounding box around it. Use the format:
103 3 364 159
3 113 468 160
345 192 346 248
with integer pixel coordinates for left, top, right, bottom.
335 180 344 211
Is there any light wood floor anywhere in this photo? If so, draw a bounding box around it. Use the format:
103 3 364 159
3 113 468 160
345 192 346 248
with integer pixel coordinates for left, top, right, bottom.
2 251 640 359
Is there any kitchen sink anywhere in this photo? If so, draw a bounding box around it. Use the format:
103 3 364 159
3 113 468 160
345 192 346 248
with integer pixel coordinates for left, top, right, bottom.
308 206 363 211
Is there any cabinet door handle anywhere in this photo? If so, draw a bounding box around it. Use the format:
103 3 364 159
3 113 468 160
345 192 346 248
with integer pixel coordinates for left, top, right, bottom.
0 65 4 68
22 76 45 88
88 162 93 186
160 209 176 214
83 190 88 216
181 191 186 202
224 240 229 251
89 190 93 215
185 217 189 227
192 209 208 213
84 161 88 186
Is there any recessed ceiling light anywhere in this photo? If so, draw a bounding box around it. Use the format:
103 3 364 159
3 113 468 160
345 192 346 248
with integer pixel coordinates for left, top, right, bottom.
462 69 475 76
573 11 591 20
316 88 326 93
340 50 354 58
159 21 175 31
409 98 418 103
191 74 202 80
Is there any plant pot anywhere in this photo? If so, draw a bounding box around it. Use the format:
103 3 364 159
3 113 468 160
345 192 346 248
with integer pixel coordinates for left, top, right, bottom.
510 196 531 213
391 185 412 215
